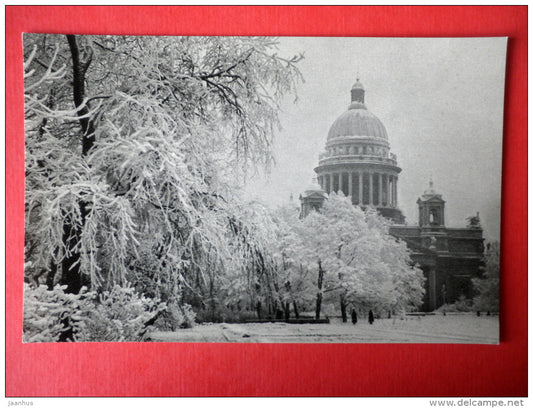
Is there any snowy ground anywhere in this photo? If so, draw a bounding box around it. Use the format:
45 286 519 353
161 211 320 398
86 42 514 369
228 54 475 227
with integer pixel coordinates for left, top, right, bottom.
148 314 499 344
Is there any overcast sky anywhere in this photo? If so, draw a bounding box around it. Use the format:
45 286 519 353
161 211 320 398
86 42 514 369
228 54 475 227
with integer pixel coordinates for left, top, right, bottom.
244 37 507 242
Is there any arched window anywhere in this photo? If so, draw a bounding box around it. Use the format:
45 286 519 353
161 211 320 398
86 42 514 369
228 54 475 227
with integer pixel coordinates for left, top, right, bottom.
430 208 440 225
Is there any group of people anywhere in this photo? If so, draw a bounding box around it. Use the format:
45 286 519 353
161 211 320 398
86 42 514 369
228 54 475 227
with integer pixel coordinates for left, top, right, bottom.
350 309 374 325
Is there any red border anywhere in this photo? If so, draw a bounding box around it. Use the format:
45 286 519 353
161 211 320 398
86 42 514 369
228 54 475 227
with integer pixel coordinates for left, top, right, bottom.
6 6 527 397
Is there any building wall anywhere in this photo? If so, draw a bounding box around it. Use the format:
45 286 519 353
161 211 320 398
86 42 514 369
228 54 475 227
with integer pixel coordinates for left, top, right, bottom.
391 225 484 311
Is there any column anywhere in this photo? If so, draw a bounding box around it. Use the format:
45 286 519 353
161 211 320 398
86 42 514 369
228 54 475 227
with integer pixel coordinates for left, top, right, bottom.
348 172 353 203
394 176 398 207
392 176 398 208
390 177 393 206
342 172 348 196
378 173 383 207
384 174 390 207
391 176 395 207
369 173 374 206
358 172 363 205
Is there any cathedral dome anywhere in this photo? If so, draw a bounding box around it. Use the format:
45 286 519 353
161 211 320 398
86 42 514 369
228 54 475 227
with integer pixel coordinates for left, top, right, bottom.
314 79 404 224
327 108 388 141
327 80 388 141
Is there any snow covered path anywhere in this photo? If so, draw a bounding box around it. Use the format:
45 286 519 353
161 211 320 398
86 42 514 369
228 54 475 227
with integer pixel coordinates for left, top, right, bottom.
149 314 499 344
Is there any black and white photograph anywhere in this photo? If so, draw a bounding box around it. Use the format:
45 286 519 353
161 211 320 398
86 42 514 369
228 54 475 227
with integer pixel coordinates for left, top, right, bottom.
23 34 505 344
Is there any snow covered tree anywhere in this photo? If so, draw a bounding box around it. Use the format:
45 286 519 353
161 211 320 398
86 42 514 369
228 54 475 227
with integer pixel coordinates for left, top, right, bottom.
473 242 500 313
292 193 425 318
271 204 317 318
24 34 302 327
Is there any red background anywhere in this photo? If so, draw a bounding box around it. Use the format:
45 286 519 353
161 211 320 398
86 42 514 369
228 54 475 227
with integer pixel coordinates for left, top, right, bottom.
5 6 527 397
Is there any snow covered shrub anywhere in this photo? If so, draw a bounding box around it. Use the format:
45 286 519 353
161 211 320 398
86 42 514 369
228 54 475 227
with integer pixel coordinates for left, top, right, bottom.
23 284 81 342
23 284 166 342
71 285 167 342
152 302 196 331
437 295 473 313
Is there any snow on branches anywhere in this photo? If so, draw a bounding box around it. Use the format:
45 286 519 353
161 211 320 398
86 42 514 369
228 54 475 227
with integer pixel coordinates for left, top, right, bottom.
273 194 425 315
23 33 302 322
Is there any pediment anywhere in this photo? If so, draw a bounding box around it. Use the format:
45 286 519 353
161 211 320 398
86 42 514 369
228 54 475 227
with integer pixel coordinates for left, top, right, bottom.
417 195 445 203
302 191 327 199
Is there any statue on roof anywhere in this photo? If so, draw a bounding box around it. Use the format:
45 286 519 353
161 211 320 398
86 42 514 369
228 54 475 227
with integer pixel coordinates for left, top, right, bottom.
466 212 481 228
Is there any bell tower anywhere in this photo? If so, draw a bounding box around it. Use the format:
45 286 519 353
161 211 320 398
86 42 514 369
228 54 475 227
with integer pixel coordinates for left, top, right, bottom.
417 180 445 227
299 178 328 218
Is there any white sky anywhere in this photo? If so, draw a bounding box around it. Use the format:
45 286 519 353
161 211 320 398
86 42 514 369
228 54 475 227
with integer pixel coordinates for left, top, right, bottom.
244 37 507 242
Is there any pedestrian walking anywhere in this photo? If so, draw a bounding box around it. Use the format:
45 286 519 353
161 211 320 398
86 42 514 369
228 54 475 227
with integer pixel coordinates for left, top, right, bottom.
368 310 374 325
351 308 357 324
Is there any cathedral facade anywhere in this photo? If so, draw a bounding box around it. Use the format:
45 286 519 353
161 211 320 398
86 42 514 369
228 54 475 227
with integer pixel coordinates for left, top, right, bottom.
300 80 485 311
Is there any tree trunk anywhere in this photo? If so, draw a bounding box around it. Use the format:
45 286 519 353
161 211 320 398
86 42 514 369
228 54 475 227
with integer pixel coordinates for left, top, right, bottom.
58 35 96 295
46 258 57 290
284 301 290 321
315 260 324 320
293 301 299 319
66 34 95 155
315 294 322 320
209 278 216 322
59 215 82 293
340 294 347 323
275 306 283 320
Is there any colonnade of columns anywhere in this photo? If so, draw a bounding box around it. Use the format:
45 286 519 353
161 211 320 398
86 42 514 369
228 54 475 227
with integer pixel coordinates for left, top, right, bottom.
317 171 398 208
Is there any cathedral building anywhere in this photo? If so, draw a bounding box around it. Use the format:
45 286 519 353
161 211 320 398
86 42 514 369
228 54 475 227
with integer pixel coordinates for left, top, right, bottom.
313 79 404 223
300 80 485 311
